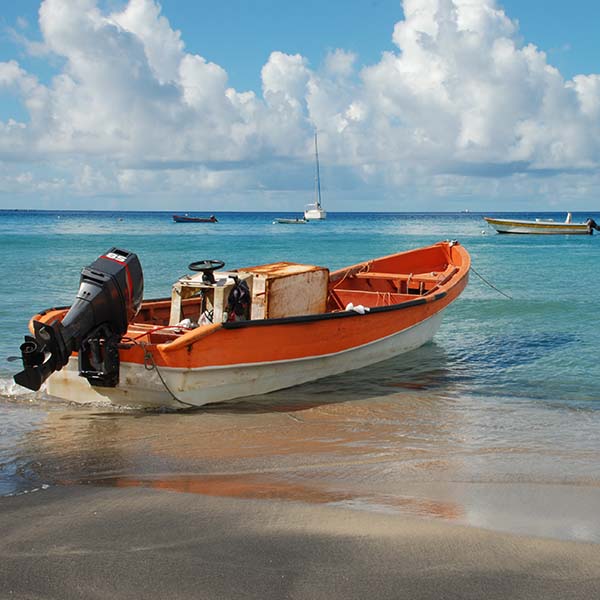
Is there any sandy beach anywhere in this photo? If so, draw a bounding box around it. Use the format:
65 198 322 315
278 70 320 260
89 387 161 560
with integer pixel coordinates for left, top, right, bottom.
1 485 600 599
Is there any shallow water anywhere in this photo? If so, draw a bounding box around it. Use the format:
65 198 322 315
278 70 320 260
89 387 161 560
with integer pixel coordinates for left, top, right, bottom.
1 210 600 542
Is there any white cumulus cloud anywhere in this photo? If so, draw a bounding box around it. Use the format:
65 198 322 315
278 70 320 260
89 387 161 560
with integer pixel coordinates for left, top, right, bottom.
0 0 599 209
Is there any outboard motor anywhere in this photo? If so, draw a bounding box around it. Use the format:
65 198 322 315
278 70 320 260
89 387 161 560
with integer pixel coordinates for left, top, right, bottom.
226 277 251 321
586 218 600 233
14 248 143 391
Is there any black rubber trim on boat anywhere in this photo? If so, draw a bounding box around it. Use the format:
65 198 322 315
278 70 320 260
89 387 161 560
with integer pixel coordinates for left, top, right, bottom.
221 291 447 329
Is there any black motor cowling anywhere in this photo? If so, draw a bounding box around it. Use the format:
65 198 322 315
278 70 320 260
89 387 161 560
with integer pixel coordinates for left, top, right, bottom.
586 218 600 233
14 248 143 391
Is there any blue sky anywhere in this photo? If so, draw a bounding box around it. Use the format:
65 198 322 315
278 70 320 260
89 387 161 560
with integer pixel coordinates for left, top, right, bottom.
156 0 600 89
1 0 600 211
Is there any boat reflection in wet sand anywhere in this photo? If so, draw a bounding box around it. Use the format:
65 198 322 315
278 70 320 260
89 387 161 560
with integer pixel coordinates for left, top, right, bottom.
13 241 470 410
173 214 218 223
483 213 600 235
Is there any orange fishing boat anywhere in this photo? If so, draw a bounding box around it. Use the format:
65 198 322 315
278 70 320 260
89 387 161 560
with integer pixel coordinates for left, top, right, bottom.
13 241 470 409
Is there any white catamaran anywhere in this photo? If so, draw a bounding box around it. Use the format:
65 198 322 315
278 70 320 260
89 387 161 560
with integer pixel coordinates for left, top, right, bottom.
304 132 327 221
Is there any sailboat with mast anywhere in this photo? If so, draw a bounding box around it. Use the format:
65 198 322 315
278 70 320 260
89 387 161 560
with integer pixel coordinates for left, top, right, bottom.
304 131 327 220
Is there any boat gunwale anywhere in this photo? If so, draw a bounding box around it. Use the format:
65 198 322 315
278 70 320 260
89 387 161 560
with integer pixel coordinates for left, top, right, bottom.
219 291 447 329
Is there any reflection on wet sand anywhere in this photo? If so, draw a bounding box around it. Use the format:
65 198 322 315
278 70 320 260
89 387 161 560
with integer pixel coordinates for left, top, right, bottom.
96 473 355 503
4 343 600 542
19 391 463 487
83 473 464 522
7 346 468 525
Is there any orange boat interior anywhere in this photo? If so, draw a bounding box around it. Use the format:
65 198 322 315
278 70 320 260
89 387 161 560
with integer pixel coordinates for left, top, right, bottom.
124 243 463 343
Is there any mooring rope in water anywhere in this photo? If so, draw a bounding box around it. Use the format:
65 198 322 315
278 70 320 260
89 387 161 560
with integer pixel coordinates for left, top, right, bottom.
470 266 513 299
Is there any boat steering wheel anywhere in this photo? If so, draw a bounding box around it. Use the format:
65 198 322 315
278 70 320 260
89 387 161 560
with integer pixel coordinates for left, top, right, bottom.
188 259 225 284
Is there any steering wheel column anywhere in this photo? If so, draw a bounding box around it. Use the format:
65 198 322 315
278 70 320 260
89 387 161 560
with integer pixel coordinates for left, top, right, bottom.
188 259 225 284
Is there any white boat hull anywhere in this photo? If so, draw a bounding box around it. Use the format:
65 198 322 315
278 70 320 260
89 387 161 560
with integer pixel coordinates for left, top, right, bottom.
304 208 327 220
46 311 444 410
484 217 590 235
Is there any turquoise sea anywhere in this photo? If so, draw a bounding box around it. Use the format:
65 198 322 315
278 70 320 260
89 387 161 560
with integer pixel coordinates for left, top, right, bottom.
1 210 600 542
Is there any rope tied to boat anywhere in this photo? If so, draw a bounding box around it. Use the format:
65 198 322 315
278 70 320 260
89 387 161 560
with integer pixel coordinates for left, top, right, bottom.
470 266 513 300
139 341 196 409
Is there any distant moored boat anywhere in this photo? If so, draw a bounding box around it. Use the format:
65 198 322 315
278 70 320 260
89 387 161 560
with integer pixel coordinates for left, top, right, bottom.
304 131 327 221
173 214 218 223
483 214 600 235
273 217 307 224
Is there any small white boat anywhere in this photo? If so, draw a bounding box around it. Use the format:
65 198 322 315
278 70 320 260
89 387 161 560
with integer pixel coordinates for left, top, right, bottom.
304 132 327 221
273 217 307 224
304 204 326 220
483 214 600 235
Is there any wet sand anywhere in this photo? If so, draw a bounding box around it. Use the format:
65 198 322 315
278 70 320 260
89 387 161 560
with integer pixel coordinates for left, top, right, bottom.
1 485 600 599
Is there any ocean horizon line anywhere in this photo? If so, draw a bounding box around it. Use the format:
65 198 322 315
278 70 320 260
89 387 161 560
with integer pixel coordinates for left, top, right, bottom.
1 208 595 215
